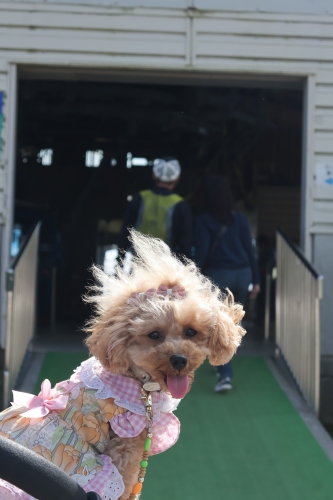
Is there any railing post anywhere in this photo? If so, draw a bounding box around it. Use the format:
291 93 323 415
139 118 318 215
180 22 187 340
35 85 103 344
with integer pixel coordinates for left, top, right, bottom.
275 233 281 350
51 266 56 330
2 222 40 409
314 276 324 415
275 228 323 414
264 271 271 340
3 269 14 408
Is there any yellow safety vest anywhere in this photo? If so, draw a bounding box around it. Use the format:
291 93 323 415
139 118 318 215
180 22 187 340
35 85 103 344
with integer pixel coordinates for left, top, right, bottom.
136 190 183 244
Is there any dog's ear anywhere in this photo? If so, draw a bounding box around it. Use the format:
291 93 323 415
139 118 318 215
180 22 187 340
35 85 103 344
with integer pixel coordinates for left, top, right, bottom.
85 319 130 374
208 298 245 366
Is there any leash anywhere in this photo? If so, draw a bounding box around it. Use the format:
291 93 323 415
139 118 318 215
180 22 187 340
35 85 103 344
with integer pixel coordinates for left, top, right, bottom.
128 383 158 500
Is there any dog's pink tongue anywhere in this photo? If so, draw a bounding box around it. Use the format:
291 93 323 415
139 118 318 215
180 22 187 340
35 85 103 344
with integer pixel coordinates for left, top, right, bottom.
166 375 189 399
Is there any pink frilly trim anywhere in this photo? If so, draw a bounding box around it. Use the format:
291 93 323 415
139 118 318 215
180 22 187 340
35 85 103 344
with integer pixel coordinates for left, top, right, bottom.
81 454 124 499
110 412 180 455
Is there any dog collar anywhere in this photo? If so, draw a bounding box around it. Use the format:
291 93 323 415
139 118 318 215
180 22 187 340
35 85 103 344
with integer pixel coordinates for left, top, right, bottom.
130 362 161 392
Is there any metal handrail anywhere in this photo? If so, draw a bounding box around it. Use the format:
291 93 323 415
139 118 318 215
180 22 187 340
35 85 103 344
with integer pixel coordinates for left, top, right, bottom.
276 228 323 414
277 228 321 279
3 222 41 408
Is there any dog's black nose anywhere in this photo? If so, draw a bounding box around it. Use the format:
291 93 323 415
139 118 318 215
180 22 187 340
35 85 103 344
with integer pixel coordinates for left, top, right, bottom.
170 355 188 371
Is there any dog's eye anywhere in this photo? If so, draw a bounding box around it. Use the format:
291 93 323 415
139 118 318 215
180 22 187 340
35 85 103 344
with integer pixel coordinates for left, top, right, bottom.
185 328 197 338
148 331 161 340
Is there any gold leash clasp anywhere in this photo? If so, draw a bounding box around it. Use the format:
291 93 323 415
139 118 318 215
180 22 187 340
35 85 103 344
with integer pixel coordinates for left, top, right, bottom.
141 388 154 425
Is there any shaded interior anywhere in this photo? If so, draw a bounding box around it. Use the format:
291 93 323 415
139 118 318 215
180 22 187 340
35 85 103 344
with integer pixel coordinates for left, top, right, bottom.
14 79 302 329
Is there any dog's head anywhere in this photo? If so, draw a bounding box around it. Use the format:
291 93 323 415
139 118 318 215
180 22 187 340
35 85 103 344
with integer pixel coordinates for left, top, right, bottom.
85 230 245 399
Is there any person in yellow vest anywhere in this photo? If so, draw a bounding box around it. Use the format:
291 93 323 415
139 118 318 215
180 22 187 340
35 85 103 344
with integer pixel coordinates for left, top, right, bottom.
118 157 192 257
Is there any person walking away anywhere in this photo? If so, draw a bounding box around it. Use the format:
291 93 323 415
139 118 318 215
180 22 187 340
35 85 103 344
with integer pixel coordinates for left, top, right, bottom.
118 156 192 258
194 175 260 393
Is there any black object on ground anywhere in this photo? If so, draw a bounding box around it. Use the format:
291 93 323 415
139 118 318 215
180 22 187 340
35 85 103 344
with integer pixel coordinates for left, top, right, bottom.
0 436 100 500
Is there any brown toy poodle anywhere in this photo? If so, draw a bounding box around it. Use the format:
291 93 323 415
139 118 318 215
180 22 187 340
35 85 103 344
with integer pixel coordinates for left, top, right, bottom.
0 230 245 500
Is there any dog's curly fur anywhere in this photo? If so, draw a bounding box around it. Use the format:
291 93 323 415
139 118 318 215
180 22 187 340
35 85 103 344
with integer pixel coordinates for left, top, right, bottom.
85 230 245 499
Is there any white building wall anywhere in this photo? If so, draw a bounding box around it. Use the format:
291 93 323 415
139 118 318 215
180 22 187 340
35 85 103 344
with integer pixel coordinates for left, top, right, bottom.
0 2 333 355
4 0 333 15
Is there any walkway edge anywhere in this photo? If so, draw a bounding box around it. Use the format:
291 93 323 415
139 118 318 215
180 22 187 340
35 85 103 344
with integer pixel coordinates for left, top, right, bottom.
266 357 333 464
16 352 45 394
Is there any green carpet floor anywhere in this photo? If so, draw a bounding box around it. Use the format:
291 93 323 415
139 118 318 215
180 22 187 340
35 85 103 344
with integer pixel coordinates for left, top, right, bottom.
34 352 88 393
35 354 333 499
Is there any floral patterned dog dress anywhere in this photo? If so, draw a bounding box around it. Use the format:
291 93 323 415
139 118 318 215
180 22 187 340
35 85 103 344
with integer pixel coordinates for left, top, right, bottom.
0 357 181 500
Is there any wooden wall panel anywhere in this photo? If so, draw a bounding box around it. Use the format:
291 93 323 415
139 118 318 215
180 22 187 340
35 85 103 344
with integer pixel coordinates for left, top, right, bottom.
315 86 333 108
0 10 187 32
315 132 333 154
194 34 333 63
315 112 333 131
0 29 186 58
5 0 333 14
193 0 333 15
194 17 333 39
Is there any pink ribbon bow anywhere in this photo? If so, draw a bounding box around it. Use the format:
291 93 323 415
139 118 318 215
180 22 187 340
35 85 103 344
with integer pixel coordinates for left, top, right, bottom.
157 284 187 299
12 379 69 419
127 284 187 305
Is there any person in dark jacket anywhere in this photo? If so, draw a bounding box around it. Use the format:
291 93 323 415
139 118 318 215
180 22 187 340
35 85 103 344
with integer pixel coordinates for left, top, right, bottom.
194 175 260 392
118 156 192 258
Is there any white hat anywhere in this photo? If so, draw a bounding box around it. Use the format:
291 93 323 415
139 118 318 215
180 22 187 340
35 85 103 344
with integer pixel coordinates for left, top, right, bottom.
153 157 181 182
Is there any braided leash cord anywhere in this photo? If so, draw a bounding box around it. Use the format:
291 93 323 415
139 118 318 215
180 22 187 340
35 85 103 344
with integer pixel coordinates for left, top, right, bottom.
128 388 153 500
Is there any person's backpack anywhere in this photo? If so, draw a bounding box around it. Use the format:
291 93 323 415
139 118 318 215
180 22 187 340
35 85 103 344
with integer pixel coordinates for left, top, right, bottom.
136 190 183 244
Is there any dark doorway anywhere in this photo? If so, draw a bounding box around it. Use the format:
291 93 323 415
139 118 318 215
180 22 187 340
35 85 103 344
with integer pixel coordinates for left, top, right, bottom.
14 79 303 331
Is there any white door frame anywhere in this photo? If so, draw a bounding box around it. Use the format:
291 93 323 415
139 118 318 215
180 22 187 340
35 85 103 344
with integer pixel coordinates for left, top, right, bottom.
0 64 312 348
1 64 17 349
301 74 315 259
